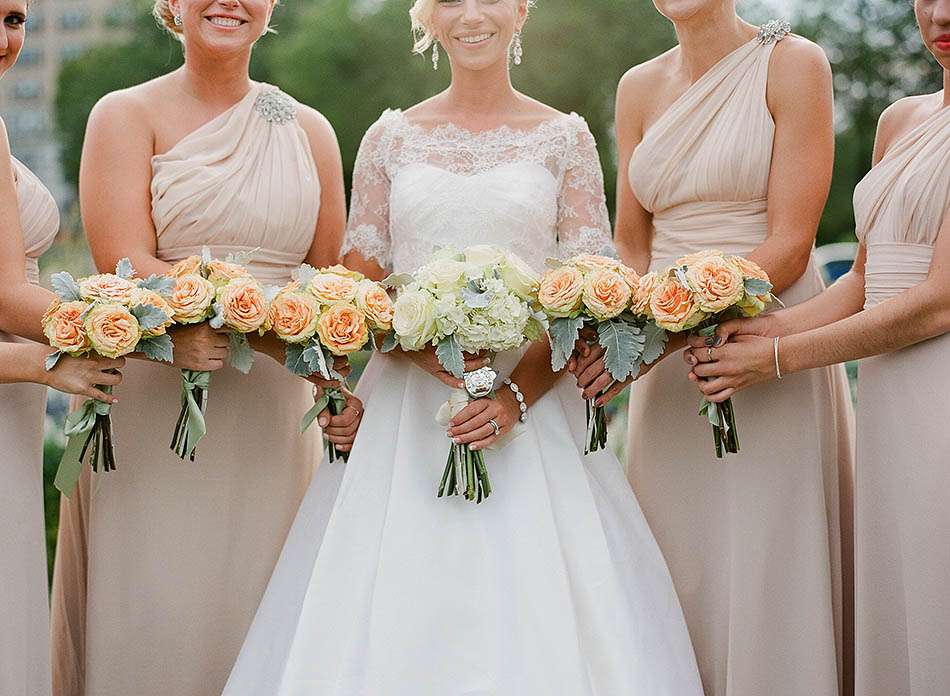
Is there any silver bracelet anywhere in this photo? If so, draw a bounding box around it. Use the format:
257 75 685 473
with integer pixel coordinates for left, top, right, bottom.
503 378 528 422
773 336 783 380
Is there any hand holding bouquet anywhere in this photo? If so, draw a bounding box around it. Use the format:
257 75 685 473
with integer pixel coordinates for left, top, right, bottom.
267 263 392 462
384 245 546 503
648 250 778 457
45 259 175 495
540 254 668 454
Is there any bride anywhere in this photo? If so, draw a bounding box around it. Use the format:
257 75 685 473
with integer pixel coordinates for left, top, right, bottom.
223 1 703 693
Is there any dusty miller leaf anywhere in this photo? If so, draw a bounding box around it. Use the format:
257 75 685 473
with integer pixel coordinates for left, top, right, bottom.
436 334 464 378
50 272 81 302
138 334 174 363
228 332 255 374
548 316 586 373
598 320 645 383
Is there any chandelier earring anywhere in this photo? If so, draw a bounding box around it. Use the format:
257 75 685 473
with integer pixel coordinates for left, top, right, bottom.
432 41 440 71
512 32 523 65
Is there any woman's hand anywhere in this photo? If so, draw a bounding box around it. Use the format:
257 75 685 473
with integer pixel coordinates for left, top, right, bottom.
684 334 778 403
401 344 490 389
45 353 125 404
315 388 363 453
446 388 520 451
304 356 352 390
169 323 230 371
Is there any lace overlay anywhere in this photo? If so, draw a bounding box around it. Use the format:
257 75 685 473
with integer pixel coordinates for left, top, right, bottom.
341 109 613 273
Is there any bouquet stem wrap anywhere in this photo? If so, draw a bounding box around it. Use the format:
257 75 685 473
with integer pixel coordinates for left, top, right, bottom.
697 324 740 457
171 369 211 461
585 396 609 455
301 384 350 463
55 384 115 496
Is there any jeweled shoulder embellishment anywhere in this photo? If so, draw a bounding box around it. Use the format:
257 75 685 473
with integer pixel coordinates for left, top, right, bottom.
757 19 792 46
254 88 296 125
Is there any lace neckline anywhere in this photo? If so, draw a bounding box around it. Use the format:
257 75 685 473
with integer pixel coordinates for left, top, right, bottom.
385 108 580 144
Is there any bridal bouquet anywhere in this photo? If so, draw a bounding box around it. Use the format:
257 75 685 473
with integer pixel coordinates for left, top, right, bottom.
44 259 175 495
384 245 546 503
540 254 667 454
267 263 392 462
648 250 778 457
166 249 271 461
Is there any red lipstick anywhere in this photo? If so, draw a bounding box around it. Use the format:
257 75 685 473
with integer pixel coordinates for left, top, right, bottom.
936 34 950 52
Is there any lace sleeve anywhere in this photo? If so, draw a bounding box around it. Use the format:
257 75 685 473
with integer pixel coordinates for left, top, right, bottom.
341 115 393 269
556 120 615 259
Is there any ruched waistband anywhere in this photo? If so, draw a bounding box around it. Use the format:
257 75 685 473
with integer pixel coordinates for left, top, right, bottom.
651 200 768 266
864 242 933 309
157 245 305 286
25 259 40 285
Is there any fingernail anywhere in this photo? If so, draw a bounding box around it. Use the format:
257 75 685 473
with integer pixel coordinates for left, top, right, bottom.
453 438 461 444
705 336 715 347
714 336 723 346
688 356 697 365
319 417 328 426
470 445 479 451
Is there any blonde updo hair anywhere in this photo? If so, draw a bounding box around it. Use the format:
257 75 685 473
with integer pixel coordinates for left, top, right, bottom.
410 0 534 54
152 0 280 41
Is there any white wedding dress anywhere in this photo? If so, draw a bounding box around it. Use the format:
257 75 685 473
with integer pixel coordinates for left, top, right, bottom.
223 109 703 695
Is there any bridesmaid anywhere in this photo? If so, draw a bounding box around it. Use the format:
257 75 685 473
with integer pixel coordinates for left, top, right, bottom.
572 3 855 695
0 2 124 695
49 1 361 694
684 2 950 694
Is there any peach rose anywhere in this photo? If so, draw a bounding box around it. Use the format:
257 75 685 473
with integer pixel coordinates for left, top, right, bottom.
169 274 216 324
78 273 136 305
320 264 365 281
650 275 706 332
621 265 641 291
43 300 91 354
308 272 358 304
168 256 203 278
685 256 744 313
317 303 370 356
84 304 142 358
355 279 395 331
731 255 769 283
129 288 174 337
267 290 320 343
217 278 269 333
631 271 660 317
538 266 584 317
674 249 723 267
207 259 252 288
582 268 633 320
570 254 624 274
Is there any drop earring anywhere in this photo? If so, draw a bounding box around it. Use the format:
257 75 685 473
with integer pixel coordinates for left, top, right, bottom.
173 13 183 27
432 42 440 71
512 32 523 65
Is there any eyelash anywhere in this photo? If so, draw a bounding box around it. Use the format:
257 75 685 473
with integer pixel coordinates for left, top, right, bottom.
4 15 26 27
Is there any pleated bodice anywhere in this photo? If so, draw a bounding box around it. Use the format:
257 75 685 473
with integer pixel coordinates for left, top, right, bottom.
13 157 59 284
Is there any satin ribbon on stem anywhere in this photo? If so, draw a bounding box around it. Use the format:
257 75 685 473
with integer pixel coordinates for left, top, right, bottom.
170 369 211 461
55 382 116 497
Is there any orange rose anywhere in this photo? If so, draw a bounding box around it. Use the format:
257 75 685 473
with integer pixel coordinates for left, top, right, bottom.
207 259 252 288
731 256 772 317
168 256 203 278
217 277 269 333
538 266 584 317
582 268 632 320
78 273 136 305
308 273 358 304
355 279 394 331
317 303 370 356
129 288 174 337
674 249 722 267
650 275 706 332
169 274 216 324
631 271 660 317
267 290 320 343
43 300 90 354
84 304 142 358
685 256 744 313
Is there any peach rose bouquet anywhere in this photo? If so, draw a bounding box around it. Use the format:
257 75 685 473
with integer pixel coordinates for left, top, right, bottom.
165 248 272 461
266 263 389 462
539 254 668 454
45 259 176 495
650 251 779 457
382 245 546 504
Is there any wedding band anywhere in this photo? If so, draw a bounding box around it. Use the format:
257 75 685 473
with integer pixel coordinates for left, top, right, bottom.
706 346 715 362
488 418 501 436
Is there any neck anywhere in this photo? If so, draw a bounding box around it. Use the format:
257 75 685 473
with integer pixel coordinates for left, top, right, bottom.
180 44 253 106
944 69 949 106
443 59 520 118
671 7 755 82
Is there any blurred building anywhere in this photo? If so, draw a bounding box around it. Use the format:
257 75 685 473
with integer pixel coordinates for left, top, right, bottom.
0 0 129 207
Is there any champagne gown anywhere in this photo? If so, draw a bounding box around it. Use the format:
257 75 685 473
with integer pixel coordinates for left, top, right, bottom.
852 101 950 696
0 158 59 696
50 83 322 696
625 28 856 696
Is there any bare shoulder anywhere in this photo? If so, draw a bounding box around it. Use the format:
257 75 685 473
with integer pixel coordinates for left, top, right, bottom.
768 35 832 90
296 103 339 149
617 48 678 104
87 76 171 134
875 93 940 155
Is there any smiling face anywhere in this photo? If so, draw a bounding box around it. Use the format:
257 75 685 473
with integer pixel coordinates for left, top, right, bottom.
167 0 274 52
0 0 28 79
916 0 950 70
426 0 528 72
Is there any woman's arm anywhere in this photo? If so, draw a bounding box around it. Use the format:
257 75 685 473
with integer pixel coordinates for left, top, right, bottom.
0 343 124 403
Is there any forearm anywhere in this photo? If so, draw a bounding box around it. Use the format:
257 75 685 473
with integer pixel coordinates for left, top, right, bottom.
781 278 950 375
508 337 559 408
0 342 49 385
0 282 58 344
248 332 287 364
767 269 866 336
744 233 814 295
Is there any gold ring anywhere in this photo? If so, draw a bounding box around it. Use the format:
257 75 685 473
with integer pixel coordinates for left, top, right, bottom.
707 346 714 362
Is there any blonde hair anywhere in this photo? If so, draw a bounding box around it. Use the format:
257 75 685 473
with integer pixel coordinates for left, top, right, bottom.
410 0 534 54
152 0 280 42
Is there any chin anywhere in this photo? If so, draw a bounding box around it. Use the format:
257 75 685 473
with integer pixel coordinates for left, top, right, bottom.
652 0 718 22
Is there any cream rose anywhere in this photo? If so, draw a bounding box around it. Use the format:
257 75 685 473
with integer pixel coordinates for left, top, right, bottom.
498 252 541 301
650 276 706 332
464 245 505 266
129 288 174 337
217 278 269 333
85 304 142 358
78 273 137 305
267 291 320 343
571 254 624 274
355 280 395 331
538 266 584 317
317 303 370 356
320 264 365 281
392 288 438 351
168 256 203 278
43 301 91 354
685 256 745 313
416 260 469 293
206 259 251 288
169 274 216 324
308 272 358 304
582 268 632 320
